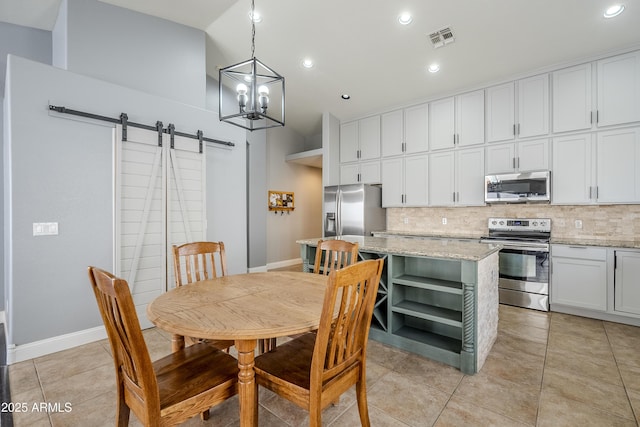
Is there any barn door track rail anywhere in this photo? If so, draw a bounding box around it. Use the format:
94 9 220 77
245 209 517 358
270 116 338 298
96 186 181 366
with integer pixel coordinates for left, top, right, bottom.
48 104 235 150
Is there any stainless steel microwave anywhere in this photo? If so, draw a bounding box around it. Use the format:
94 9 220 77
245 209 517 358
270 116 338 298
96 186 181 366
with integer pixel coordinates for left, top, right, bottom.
485 171 550 203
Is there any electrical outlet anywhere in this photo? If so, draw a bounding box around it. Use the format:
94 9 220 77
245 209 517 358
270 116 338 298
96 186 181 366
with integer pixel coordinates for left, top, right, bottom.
442 217 447 225
403 217 409 224
575 219 583 229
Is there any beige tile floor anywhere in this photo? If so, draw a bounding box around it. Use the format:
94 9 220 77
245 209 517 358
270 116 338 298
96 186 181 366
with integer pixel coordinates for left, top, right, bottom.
7 300 640 426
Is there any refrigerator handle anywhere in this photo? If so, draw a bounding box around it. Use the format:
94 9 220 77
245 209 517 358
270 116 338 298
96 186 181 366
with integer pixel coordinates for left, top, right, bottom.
336 190 342 236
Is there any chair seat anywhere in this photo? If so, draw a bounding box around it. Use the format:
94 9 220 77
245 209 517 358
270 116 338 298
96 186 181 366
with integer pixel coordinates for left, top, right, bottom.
254 333 317 391
154 342 238 411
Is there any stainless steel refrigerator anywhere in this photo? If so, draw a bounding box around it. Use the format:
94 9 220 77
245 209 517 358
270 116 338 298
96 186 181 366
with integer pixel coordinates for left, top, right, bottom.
323 184 386 237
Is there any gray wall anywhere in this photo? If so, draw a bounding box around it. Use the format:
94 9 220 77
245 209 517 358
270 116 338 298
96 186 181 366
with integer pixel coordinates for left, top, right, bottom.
5 55 245 349
54 0 206 108
1 22 53 312
266 126 322 265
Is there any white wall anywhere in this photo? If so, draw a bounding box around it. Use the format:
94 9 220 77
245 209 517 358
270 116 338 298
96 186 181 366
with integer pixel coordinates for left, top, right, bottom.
266 126 322 266
4 55 245 358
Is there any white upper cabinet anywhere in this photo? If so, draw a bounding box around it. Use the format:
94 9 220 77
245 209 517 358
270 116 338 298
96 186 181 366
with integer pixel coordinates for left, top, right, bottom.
381 110 404 158
381 104 429 158
381 154 428 207
340 116 381 163
597 51 640 127
429 147 484 206
340 160 381 185
404 104 429 154
553 51 640 133
552 133 594 204
358 116 381 160
430 97 456 150
486 139 548 174
552 127 640 204
552 63 593 133
518 74 549 138
340 121 359 163
486 82 515 143
596 127 640 203
486 75 549 143
430 90 484 150
456 90 485 147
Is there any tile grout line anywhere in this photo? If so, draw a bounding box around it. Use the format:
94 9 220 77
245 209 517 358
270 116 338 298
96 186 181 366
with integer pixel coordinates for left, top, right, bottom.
603 321 640 426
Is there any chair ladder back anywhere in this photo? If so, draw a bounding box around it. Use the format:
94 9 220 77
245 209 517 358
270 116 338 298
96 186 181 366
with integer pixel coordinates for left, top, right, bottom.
88 267 160 411
314 240 359 276
173 242 227 286
312 259 383 382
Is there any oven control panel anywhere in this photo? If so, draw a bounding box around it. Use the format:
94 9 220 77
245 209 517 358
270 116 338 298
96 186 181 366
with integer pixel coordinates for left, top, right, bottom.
487 217 551 232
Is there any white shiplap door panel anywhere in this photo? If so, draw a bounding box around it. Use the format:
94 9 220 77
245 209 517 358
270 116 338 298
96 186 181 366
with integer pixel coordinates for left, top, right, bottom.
116 125 166 328
166 133 206 291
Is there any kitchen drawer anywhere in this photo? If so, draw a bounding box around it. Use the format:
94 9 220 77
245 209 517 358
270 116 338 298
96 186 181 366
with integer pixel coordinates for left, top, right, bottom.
551 244 606 261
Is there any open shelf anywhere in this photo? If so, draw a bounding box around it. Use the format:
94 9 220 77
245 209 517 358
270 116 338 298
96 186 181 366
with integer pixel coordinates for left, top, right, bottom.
392 300 462 327
393 275 462 294
393 325 462 353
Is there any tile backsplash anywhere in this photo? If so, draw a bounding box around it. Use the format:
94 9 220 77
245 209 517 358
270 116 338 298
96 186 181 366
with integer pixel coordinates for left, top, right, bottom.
387 204 640 245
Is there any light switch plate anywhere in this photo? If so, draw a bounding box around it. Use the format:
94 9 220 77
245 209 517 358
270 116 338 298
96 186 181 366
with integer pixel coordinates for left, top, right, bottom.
33 222 59 236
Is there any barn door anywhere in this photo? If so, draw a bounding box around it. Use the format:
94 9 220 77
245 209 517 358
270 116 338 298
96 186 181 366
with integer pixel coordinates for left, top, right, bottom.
115 125 206 328
166 131 207 291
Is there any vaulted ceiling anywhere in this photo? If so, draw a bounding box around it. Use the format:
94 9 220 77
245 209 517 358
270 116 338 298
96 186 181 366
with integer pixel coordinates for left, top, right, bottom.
2 0 640 137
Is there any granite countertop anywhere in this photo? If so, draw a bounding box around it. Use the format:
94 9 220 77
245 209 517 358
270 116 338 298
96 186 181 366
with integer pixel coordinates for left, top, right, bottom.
296 235 501 261
550 238 640 249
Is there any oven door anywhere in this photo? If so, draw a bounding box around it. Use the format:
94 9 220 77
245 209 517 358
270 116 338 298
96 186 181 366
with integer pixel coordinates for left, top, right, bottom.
498 246 549 294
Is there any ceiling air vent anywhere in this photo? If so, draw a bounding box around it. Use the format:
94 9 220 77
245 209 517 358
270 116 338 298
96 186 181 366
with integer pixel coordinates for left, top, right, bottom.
429 26 455 48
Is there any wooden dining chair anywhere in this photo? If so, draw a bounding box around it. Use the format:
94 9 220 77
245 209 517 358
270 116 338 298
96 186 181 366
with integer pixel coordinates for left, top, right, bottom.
88 266 238 427
254 258 384 427
313 239 359 275
172 241 235 351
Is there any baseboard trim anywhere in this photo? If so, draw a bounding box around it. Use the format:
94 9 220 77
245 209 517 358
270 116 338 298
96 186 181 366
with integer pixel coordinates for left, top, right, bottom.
266 258 302 270
7 326 107 364
247 265 268 273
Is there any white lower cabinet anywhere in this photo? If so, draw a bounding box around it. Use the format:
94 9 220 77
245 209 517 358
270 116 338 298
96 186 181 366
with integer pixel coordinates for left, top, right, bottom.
614 250 640 315
551 245 607 311
552 244 640 323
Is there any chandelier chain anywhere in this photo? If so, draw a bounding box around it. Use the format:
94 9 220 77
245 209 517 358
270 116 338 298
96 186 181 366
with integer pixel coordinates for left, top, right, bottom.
251 0 256 58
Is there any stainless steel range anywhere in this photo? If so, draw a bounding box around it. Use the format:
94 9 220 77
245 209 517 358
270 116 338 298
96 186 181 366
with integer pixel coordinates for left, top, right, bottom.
481 218 551 311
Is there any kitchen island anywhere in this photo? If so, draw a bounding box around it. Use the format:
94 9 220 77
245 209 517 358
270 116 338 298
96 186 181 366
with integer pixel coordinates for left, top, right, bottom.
297 235 501 374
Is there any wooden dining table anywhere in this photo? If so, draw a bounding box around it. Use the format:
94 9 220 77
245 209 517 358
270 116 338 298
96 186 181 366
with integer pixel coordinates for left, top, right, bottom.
146 271 329 427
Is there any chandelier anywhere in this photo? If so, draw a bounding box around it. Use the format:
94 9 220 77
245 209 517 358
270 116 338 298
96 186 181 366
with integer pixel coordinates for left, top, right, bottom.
218 0 285 131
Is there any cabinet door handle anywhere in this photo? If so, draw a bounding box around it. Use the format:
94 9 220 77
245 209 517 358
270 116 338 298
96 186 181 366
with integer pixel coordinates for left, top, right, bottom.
513 124 516 136
357 149 361 159
596 110 599 124
357 173 361 182
517 157 520 169
590 111 593 124
513 157 516 169
453 134 456 145
589 186 592 199
402 142 406 152
517 123 521 135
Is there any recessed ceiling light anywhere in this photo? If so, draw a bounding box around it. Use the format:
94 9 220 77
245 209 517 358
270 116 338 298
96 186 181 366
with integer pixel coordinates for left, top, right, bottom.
604 4 625 18
302 58 314 68
249 11 262 23
428 64 440 73
398 12 412 25
341 94 351 100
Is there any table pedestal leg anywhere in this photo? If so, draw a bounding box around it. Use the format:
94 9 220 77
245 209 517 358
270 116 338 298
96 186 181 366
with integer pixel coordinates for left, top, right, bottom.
236 339 258 427
171 334 185 352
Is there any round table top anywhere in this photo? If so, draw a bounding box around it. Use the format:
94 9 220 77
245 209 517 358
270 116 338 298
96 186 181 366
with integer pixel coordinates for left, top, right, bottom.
147 271 329 341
